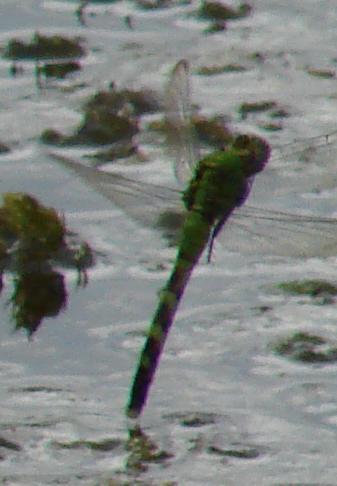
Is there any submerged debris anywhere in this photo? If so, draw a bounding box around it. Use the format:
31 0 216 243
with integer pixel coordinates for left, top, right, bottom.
3 32 85 60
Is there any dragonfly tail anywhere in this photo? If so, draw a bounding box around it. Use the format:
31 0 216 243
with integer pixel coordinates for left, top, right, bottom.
126 214 211 418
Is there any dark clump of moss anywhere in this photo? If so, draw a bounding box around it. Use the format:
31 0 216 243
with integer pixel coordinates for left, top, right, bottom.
207 444 261 459
278 279 337 298
36 61 81 79
41 110 137 147
52 438 122 452
126 426 173 473
1 192 65 256
260 122 282 132
0 437 21 452
164 411 220 426
196 64 246 75
198 1 251 21
89 142 138 163
149 113 233 149
135 0 172 9
156 210 184 232
3 32 85 60
269 108 290 119
0 193 94 336
12 270 67 337
204 21 227 33
40 129 64 145
41 85 160 148
192 114 233 148
72 110 138 145
306 68 335 79
85 87 160 116
238 101 278 120
0 142 10 154
272 332 337 364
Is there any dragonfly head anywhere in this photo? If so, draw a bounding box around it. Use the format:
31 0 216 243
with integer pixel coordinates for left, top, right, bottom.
232 134 271 176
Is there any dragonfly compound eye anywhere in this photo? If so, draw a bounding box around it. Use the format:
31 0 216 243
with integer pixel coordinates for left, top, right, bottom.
235 135 271 175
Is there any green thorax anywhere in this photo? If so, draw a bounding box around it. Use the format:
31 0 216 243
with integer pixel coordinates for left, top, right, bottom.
182 135 270 223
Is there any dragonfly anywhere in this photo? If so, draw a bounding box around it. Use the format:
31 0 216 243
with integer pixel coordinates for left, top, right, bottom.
49 60 337 419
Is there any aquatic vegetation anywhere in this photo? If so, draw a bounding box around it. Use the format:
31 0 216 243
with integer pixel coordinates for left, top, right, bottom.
272 332 337 364
259 122 282 132
3 32 85 60
0 437 21 452
192 114 233 148
36 61 81 79
1 192 65 256
90 142 138 163
238 101 278 120
41 85 160 148
73 111 138 145
52 438 122 452
207 444 261 459
126 426 173 472
0 193 94 336
278 279 337 298
196 64 246 75
0 141 10 154
165 411 220 427
84 87 160 117
11 270 67 337
204 20 227 33
149 113 233 149
198 1 252 21
306 68 335 79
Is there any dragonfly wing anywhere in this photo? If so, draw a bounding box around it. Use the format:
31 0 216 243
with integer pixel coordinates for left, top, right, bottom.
271 130 337 168
165 59 200 183
219 203 337 258
49 153 182 229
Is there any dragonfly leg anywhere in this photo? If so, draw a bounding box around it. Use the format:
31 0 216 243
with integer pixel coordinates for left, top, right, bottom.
207 218 226 262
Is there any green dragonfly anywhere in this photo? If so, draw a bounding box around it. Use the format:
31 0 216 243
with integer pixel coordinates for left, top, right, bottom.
50 60 337 419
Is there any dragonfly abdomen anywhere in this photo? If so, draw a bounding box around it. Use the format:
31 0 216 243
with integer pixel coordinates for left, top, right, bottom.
126 210 212 418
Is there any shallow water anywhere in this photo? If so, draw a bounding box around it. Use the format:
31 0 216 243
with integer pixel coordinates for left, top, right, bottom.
2 1 337 484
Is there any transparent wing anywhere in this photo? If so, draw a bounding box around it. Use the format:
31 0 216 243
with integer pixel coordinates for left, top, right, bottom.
271 130 337 166
50 153 181 228
225 205 337 258
165 59 199 183
49 150 337 258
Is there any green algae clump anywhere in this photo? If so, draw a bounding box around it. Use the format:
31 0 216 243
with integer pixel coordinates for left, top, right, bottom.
197 64 246 75
0 193 94 337
198 1 251 21
41 85 157 148
272 332 337 364
1 193 65 257
278 279 337 298
3 32 85 60
238 101 278 120
36 61 81 79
